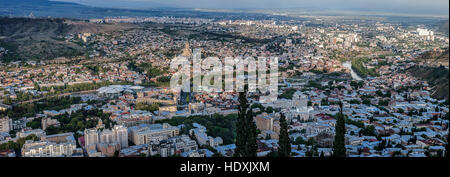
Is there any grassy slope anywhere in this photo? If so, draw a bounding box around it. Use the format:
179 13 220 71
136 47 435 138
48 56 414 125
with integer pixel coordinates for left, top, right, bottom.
407 65 449 100
0 17 133 62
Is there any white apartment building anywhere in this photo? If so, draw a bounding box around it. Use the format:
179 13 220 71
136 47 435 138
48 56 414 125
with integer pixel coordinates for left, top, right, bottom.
17 129 46 138
84 125 128 149
84 128 99 150
0 117 12 133
129 123 179 145
189 123 223 147
21 133 79 157
113 125 128 148
99 129 115 144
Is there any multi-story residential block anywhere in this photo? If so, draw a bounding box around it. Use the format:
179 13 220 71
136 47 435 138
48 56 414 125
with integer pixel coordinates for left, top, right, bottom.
0 149 16 157
84 128 99 151
41 117 60 130
129 123 179 145
254 113 274 132
148 135 198 157
0 104 11 112
113 125 128 148
84 125 128 155
0 117 12 133
189 123 223 147
21 133 81 157
99 129 115 144
17 129 46 138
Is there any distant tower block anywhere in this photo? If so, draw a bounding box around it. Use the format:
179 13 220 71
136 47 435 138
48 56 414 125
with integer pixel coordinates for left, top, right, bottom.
96 119 105 129
182 42 192 57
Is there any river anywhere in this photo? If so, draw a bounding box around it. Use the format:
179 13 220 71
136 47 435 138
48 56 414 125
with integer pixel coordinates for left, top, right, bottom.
343 61 363 81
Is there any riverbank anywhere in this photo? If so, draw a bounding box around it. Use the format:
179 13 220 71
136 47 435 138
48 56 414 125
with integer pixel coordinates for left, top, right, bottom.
342 61 363 81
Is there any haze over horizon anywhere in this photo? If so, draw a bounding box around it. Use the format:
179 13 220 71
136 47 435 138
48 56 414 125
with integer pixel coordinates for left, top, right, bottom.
53 0 449 16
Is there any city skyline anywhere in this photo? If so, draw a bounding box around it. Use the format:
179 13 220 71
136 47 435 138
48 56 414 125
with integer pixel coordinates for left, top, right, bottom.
55 0 450 16
0 0 448 162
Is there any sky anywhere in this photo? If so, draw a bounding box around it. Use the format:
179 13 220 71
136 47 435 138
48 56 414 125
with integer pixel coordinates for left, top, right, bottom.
54 0 450 16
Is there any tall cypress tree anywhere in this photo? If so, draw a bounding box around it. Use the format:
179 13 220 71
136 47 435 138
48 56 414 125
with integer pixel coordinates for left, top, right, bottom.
235 90 258 157
235 91 248 157
278 113 291 157
333 101 346 157
246 108 258 157
446 136 449 158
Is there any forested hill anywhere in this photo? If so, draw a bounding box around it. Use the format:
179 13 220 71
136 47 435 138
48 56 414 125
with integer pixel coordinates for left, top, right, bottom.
415 48 449 67
0 17 133 62
407 65 449 100
435 20 449 36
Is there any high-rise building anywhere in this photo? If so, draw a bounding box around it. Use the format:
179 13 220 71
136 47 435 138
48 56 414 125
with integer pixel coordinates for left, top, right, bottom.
99 129 115 144
84 125 128 151
84 128 99 150
181 42 192 57
113 125 128 148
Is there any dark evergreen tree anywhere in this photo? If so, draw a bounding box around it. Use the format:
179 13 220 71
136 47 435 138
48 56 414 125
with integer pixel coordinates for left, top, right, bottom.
267 148 278 157
212 152 223 157
113 150 119 157
235 91 248 157
245 106 258 157
333 101 346 157
235 90 258 157
446 137 449 158
278 113 291 157
320 151 325 157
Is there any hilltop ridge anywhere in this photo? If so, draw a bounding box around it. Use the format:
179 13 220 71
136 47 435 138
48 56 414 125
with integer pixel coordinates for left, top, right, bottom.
0 17 133 62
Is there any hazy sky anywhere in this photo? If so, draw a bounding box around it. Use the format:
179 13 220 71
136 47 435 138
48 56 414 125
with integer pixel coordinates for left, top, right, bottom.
55 0 449 16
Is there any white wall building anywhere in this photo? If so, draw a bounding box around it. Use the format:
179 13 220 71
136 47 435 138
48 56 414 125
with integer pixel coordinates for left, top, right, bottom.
17 129 46 138
21 133 80 157
0 117 12 133
84 125 128 149
129 123 179 145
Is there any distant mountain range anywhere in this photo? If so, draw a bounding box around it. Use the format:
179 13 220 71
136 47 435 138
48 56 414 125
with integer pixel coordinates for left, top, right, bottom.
0 0 189 19
2 0 449 20
435 20 449 35
0 0 274 20
0 0 89 18
54 0 171 10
